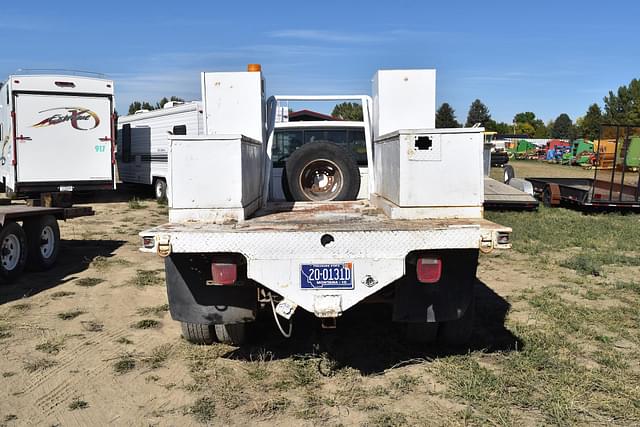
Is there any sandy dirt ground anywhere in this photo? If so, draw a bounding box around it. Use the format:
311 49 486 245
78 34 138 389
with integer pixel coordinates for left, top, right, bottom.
0 162 638 426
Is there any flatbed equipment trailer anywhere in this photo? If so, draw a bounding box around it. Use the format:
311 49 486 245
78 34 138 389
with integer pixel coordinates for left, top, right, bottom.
527 177 640 210
0 202 94 281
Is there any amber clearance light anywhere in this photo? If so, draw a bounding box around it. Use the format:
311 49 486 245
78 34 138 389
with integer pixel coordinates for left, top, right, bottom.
247 63 262 72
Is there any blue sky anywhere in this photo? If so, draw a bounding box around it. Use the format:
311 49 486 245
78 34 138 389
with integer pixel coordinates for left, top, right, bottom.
3 1 639 123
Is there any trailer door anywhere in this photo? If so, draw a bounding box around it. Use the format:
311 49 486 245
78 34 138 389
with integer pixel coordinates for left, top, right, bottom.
14 93 112 183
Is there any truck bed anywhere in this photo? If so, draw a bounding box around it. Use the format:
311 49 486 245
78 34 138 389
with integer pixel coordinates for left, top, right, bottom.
145 201 509 234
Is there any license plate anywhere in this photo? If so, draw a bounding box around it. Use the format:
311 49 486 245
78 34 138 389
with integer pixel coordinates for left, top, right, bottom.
300 263 353 290
59 185 74 192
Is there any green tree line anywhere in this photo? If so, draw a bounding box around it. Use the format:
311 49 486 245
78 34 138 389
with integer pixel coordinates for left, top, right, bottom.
435 76 640 140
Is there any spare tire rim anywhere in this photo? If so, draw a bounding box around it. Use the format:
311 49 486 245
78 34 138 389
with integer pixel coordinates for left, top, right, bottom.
299 159 344 201
1 234 20 271
40 225 55 258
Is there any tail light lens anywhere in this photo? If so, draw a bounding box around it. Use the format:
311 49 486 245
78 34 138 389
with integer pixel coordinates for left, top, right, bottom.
211 263 237 285
416 257 442 284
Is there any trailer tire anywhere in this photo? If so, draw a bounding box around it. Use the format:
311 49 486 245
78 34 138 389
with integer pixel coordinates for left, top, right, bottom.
214 323 247 346
438 299 475 347
405 322 439 344
181 322 215 345
24 215 60 271
154 178 168 201
503 165 515 184
542 186 552 208
0 222 28 282
285 142 360 201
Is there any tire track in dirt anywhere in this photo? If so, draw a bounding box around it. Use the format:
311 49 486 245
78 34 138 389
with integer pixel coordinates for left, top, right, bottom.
24 326 133 422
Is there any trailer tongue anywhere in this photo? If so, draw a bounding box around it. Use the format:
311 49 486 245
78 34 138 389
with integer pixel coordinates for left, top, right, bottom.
140 66 512 347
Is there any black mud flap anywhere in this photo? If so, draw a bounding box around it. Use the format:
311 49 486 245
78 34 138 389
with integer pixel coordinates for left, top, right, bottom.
165 253 257 325
392 249 478 323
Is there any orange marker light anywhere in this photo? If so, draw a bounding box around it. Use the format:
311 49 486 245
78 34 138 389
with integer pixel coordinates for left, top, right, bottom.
247 64 262 72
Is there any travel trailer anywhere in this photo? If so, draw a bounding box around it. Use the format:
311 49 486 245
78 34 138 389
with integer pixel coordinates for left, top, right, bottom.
0 74 115 195
116 101 203 200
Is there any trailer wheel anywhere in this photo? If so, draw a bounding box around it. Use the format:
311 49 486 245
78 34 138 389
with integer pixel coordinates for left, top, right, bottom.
24 215 60 271
0 222 28 282
542 186 552 207
154 178 168 201
438 299 475 347
503 165 515 184
285 142 360 201
405 322 439 344
181 322 215 345
214 323 247 346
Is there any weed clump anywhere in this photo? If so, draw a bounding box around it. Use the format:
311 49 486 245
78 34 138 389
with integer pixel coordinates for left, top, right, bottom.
57 310 85 320
132 319 161 329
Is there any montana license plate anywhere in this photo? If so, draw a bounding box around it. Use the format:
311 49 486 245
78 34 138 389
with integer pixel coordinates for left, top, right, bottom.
300 263 353 290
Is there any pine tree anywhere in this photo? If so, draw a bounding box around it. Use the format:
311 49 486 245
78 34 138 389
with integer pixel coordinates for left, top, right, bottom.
465 99 492 127
435 103 460 128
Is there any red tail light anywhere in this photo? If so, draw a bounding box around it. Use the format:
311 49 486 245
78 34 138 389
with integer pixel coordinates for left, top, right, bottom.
416 257 442 284
211 263 237 285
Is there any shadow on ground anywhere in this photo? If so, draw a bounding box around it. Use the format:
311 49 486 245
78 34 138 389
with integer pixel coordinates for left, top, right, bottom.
0 239 125 305
72 184 157 204
225 279 521 374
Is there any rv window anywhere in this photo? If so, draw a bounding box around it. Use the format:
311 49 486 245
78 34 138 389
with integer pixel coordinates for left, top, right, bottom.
122 124 132 163
173 125 187 135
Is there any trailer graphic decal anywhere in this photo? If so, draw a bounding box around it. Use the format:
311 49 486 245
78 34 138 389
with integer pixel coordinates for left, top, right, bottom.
31 107 100 130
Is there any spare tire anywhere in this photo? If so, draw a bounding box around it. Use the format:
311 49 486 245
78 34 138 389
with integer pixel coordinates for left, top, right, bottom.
285 142 360 201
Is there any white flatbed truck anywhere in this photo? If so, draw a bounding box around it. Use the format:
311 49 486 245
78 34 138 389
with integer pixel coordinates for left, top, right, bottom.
139 66 512 346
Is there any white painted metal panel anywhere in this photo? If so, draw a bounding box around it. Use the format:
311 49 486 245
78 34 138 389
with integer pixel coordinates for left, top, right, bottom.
372 69 436 139
168 135 263 220
374 128 484 212
9 75 114 96
201 71 265 143
14 93 112 182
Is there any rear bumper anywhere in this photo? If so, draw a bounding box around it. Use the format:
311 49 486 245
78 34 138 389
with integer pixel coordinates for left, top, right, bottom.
163 249 478 325
16 180 115 194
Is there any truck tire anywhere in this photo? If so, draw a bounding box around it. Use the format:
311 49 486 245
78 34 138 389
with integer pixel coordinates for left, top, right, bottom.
542 186 552 208
405 322 438 344
154 178 167 201
214 323 246 346
181 322 215 345
438 299 475 347
285 142 360 201
503 165 515 184
0 222 28 282
24 215 60 271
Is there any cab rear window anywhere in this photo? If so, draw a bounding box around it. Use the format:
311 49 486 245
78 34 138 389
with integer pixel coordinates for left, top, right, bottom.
272 128 366 167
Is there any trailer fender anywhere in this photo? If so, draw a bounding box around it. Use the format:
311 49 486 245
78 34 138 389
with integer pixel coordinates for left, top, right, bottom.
165 253 257 325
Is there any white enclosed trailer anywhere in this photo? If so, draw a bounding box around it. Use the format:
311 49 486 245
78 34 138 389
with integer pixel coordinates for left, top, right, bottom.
0 74 115 196
116 101 203 199
140 66 511 346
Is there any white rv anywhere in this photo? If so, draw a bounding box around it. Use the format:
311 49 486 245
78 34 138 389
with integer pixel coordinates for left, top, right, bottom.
0 74 115 195
116 102 203 200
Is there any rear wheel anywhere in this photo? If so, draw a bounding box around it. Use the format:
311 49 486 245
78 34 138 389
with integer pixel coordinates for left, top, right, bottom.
181 322 215 345
154 178 167 201
24 215 60 271
0 222 28 282
214 323 247 346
